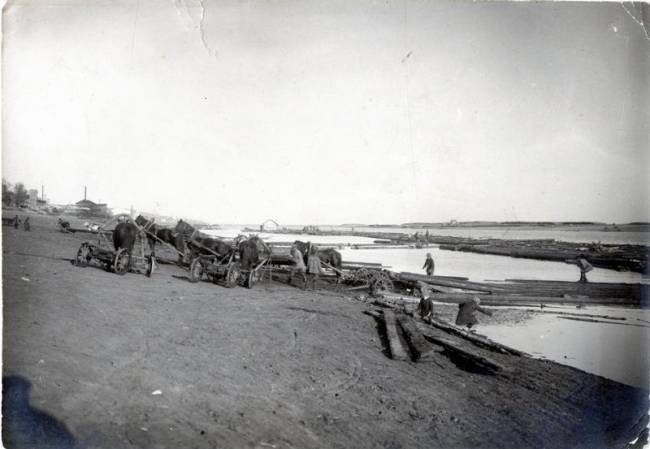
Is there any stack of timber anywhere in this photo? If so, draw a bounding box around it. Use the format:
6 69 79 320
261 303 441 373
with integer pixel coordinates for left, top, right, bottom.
439 239 648 273
365 306 512 371
393 271 649 307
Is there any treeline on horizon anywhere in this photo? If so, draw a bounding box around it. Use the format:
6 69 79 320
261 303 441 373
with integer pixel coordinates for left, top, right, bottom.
368 221 650 228
2 179 31 207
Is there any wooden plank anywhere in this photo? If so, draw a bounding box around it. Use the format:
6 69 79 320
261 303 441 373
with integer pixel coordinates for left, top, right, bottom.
396 314 436 361
419 330 505 373
384 310 410 361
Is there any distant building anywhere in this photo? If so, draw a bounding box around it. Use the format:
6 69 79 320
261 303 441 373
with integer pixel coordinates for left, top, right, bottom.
260 219 279 232
75 187 110 217
75 199 109 218
28 189 39 208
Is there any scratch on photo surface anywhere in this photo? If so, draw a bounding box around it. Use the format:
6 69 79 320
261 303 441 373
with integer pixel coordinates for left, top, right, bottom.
621 2 650 40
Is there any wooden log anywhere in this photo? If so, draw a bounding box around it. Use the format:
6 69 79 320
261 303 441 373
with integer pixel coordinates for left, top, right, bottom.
424 317 528 357
419 330 505 373
384 310 410 361
427 293 642 307
396 314 436 361
343 260 384 267
397 272 507 293
557 316 649 328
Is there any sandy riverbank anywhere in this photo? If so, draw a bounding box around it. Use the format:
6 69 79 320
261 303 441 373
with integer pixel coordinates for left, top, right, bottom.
2 213 648 449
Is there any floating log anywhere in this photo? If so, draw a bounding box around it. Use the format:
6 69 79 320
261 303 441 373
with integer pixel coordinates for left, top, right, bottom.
557 316 649 328
428 293 642 307
397 272 506 293
499 279 649 301
396 314 436 361
424 317 528 357
384 310 410 361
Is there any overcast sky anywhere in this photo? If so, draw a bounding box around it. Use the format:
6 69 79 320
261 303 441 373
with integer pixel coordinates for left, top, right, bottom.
2 1 649 224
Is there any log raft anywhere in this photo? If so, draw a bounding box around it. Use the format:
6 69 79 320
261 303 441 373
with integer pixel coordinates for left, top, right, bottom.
256 227 649 273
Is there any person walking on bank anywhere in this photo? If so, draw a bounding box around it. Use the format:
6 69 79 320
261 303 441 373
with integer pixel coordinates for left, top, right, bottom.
307 245 323 290
288 244 307 288
456 297 492 330
422 253 435 276
566 254 593 283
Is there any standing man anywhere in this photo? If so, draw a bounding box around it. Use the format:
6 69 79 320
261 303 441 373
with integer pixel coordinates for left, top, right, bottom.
23 217 30 231
306 245 323 290
422 253 435 276
566 254 593 283
288 244 307 288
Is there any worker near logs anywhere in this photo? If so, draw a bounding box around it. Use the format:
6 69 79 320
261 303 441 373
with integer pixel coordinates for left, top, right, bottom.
306 245 324 290
288 244 307 288
455 297 492 330
422 253 435 276
417 281 434 321
566 254 593 283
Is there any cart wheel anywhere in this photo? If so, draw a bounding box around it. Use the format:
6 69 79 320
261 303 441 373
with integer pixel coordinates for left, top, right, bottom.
74 242 90 267
246 269 261 289
146 256 156 278
225 262 241 288
113 248 130 275
189 258 204 283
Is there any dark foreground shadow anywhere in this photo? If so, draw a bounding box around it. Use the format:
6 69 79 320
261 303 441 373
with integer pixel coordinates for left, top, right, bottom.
2 376 77 449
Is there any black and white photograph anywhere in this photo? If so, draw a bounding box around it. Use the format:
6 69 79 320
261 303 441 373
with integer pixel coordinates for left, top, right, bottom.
1 1 649 448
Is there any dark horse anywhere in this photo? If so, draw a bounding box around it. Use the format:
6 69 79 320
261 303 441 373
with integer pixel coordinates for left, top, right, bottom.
293 240 343 283
174 219 232 263
113 222 138 267
135 215 179 257
236 235 271 271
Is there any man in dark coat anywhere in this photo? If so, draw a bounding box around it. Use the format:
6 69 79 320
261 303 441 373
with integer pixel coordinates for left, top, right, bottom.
455 297 492 329
422 253 435 276
417 281 434 321
566 254 593 283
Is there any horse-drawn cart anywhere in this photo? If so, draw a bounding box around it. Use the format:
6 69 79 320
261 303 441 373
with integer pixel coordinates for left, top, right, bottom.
188 247 270 288
186 234 271 288
73 241 155 276
72 214 157 277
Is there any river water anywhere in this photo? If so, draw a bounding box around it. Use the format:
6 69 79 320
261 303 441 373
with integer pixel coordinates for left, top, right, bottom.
207 227 649 388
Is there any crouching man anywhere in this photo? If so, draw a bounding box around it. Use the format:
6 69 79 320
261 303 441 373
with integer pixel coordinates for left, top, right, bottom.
455 297 492 330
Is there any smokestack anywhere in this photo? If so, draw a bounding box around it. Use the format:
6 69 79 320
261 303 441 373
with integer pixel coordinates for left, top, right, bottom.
41 185 44 201
84 186 87 201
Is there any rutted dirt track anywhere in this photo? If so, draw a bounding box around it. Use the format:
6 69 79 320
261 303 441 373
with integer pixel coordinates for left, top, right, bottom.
2 214 648 449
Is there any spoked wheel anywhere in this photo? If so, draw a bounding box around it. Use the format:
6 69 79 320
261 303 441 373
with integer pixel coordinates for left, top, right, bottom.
224 262 241 288
74 242 91 267
246 269 262 289
146 256 156 278
189 257 204 283
113 248 131 275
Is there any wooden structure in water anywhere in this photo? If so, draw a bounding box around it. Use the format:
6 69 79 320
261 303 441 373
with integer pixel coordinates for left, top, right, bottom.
256 228 649 273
